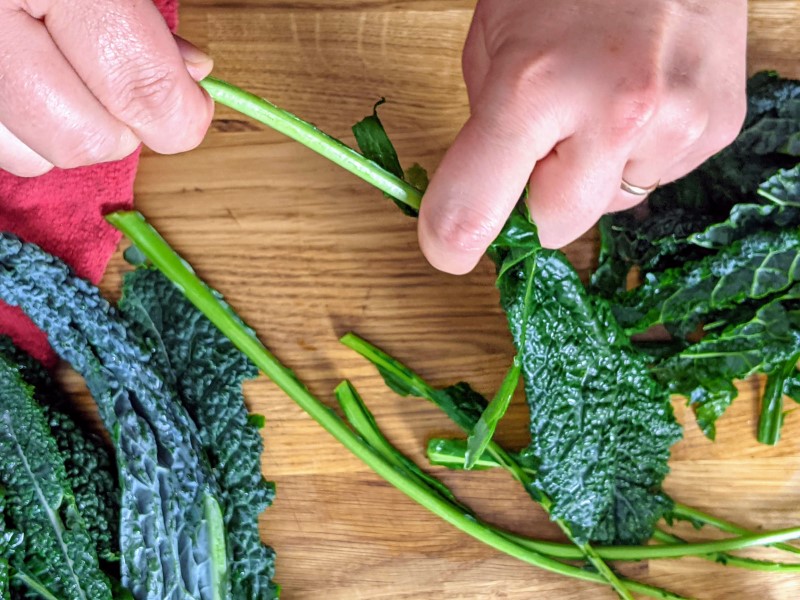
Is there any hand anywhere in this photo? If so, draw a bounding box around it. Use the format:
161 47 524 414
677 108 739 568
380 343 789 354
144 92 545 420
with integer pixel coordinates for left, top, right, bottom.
418 0 748 274
0 0 214 177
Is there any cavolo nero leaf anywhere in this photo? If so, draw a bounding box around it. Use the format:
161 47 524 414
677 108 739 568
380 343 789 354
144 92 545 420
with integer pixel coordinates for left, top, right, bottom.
651 286 800 438
0 234 227 600
0 337 119 565
492 222 682 545
613 228 800 336
0 354 111 600
0 490 23 600
119 268 278 600
352 100 419 217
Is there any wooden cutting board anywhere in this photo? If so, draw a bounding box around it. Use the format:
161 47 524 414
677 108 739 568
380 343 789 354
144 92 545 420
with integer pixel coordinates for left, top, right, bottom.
79 1 800 598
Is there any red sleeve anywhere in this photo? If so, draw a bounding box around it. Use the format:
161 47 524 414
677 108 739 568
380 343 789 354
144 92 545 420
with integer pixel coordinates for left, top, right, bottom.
0 0 180 367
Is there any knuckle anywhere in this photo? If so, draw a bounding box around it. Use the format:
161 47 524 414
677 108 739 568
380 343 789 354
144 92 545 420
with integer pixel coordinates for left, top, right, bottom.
109 65 182 130
430 204 500 254
607 76 662 143
49 129 123 169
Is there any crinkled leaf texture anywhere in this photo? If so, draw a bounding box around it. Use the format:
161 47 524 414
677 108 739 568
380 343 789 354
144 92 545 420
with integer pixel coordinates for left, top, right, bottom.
0 337 119 565
653 286 800 438
493 218 682 545
0 354 111 600
0 234 227 600
119 268 278 599
0 491 23 600
613 229 800 336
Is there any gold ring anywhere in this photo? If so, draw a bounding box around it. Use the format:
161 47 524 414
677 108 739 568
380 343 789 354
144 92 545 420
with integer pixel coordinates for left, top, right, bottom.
621 178 659 196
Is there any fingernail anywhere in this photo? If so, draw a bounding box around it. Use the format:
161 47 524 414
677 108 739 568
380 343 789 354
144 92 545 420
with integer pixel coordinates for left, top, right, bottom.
174 35 214 80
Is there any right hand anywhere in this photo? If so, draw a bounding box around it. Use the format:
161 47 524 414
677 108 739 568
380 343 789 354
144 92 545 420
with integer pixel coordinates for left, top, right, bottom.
0 0 214 177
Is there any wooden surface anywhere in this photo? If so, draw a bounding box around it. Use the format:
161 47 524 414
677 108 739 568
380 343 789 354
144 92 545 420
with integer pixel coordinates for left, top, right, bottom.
83 1 800 598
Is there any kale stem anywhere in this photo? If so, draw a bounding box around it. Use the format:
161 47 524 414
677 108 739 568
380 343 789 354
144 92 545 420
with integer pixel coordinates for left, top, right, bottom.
340 332 635 600
108 210 688 600
199 76 422 211
758 372 785 445
757 354 798 445
671 503 800 556
428 438 800 562
504 527 800 560
11 571 61 600
652 529 800 573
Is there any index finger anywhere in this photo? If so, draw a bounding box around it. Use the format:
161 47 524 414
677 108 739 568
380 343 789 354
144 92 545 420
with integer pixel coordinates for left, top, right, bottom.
35 0 213 154
418 68 568 274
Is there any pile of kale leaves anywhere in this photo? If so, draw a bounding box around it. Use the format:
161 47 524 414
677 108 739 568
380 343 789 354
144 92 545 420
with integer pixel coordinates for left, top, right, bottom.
0 250 277 600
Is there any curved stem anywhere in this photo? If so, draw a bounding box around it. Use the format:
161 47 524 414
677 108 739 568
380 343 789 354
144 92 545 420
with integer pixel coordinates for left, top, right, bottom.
652 529 800 573
108 210 689 600
340 332 634 599
504 527 800 560
199 77 422 211
672 503 800 556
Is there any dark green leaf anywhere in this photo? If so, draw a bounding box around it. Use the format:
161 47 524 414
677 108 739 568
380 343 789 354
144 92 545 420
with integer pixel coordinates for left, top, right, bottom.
498 240 681 545
465 359 520 469
652 292 800 438
0 354 111 600
0 234 228 600
119 268 278 599
0 338 119 566
353 100 418 217
613 229 800 335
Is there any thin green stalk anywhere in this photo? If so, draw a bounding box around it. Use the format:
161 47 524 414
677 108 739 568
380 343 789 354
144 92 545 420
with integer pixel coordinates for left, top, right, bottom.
336 382 800 567
428 437 800 559
108 210 688 600
652 529 800 573
340 332 635 600
465 358 521 469
199 76 422 211
11 571 60 600
503 528 800 561
757 354 799 445
671 503 800 556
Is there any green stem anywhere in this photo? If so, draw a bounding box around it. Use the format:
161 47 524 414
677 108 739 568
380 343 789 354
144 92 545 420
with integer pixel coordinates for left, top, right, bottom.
757 354 798 445
671 503 800 556
336 385 800 566
652 529 800 573
428 438 800 564
11 570 60 600
504 527 800 560
199 76 422 211
340 332 635 600
108 210 688 600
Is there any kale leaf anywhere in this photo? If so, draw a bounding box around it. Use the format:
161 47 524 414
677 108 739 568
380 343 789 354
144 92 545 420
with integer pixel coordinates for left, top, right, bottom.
0 354 111 600
652 288 800 438
0 338 119 566
0 234 227 600
492 219 682 545
612 229 800 336
119 267 278 599
0 490 23 600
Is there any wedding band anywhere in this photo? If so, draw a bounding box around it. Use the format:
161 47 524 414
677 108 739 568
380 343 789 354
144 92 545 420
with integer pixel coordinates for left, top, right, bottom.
620 178 660 196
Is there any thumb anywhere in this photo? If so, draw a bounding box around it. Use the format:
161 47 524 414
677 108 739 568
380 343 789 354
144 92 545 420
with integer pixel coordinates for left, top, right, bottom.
174 35 215 82
418 82 563 275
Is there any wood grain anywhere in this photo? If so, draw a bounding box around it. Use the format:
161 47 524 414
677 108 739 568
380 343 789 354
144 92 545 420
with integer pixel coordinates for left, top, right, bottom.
73 1 800 598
